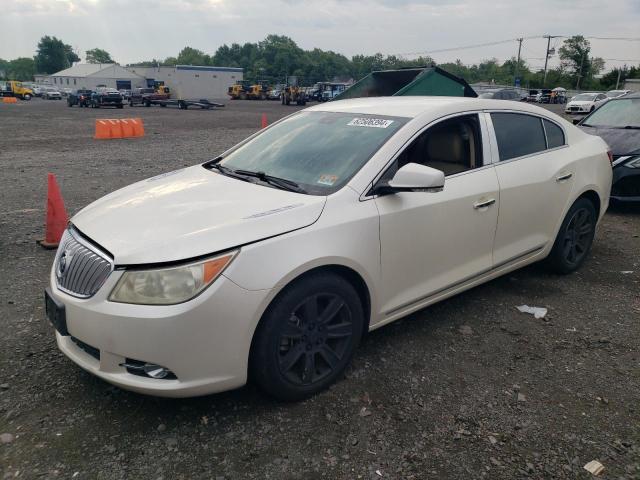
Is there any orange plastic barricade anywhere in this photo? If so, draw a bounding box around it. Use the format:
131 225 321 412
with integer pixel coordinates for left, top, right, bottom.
2 97 18 104
94 118 145 139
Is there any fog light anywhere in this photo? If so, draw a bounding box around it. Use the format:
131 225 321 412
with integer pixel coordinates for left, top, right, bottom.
143 364 170 379
120 360 177 380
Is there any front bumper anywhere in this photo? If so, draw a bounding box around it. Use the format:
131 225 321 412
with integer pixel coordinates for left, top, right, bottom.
49 267 272 397
565 105 590 113
611 164 640 204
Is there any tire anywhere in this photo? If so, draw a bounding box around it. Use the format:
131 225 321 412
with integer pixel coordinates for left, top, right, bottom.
117 104 123 109
129 100 134 107
251 272 364 401
590 106 595 112
23 94 32 101
144 100 151 107
546 197 597 274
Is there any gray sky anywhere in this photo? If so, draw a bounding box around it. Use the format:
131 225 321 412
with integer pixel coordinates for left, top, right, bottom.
2 0 639 72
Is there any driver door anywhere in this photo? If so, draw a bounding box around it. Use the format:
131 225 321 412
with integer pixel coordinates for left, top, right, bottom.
374 113 499 317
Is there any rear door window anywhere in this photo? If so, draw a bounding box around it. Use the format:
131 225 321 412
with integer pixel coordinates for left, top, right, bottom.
491 113 547 161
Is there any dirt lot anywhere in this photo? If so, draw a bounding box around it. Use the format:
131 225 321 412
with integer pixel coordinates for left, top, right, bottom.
0 98 639 479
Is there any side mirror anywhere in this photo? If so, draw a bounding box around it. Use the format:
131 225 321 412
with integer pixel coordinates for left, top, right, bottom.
376 163 445 195
572 118 581 125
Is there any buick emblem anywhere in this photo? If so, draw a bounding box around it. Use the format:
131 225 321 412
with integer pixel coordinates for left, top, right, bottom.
57 250 70 279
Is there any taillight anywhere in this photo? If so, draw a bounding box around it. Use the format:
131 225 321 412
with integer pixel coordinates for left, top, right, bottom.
607 150 613 165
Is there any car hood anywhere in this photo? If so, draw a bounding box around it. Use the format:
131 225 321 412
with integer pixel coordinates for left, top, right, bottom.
568 101 593 106
579 126 640 156
72 165 326 265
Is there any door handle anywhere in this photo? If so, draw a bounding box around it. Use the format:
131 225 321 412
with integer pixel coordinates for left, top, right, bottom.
556 172 573 182
473 198 496 209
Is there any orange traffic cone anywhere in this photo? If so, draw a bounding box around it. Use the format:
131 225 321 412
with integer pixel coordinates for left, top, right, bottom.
261 113 268 129
38 173 69 249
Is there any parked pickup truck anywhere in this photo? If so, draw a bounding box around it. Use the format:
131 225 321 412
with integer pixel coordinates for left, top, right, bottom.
129 86 171 107
67 89 93 107
90 88 124 108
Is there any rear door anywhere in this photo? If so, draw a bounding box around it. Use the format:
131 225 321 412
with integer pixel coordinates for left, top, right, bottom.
489 112 575 265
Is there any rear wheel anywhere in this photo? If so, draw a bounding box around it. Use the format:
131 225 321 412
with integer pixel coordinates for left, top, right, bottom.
546 198 596 274
251 272 364 401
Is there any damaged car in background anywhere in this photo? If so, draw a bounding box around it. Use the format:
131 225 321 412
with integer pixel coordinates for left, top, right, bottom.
45 97 612 400
577 92 640 204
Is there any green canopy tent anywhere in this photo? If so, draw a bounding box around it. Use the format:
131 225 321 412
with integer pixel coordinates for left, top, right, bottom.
335 66 477 100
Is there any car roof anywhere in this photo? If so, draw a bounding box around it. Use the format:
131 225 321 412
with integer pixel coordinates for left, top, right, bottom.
307 96 555 119
620 92 640 98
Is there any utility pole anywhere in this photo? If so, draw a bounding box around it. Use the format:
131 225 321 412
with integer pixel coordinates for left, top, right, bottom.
515 37 523 86
575 52 586 90
542 35 559 86
615 69 621 90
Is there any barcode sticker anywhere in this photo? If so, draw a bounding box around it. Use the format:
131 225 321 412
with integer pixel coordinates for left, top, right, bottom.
347 118 394 128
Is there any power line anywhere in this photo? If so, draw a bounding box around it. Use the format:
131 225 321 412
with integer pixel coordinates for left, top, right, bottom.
396 34 640 58
397 37 539 57
583 36 640 41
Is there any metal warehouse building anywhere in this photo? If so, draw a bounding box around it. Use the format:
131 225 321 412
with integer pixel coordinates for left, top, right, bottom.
45 63 147 91
127 65 243 99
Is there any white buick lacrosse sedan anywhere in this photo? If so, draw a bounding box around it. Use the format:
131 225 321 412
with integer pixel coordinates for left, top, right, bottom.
46 97 612 400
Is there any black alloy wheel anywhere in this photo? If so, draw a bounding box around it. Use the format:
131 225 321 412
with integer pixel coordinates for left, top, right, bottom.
562 206 594 267
251 272 363 401
547 198 596 274
278 293 354 386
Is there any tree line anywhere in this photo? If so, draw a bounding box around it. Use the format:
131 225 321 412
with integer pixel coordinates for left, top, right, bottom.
2 34 638 91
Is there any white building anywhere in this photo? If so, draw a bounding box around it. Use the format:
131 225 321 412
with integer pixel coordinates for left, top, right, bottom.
45 64 147 91
127 65 243 99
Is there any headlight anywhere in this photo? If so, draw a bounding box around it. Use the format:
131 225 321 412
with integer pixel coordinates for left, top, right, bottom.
109 251 237 305
626 156 640 168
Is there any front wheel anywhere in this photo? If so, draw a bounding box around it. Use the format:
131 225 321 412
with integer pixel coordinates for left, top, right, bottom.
251 272 364 401
546 198 597 274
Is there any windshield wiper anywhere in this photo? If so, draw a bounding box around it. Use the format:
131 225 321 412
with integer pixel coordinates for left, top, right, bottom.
233 169 307 194
208 162 255 183
620 125 640 129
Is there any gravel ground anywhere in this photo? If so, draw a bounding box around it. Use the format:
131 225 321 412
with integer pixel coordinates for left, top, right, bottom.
0 99 639 480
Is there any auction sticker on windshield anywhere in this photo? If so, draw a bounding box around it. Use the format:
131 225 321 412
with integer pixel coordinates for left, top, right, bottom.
317 174 338 186
347 118 394 128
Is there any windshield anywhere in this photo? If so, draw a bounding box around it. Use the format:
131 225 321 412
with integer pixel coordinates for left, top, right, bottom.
478 92 496 98
582 98 640 128
218 111 408 195
605 91 625 98
573 93 598 101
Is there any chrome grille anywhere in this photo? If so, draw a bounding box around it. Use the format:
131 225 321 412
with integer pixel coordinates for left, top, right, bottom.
54 229 113 298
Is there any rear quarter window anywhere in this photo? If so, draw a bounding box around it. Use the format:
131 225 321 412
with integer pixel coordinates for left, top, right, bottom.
543 119 565 149
491 112 547 161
